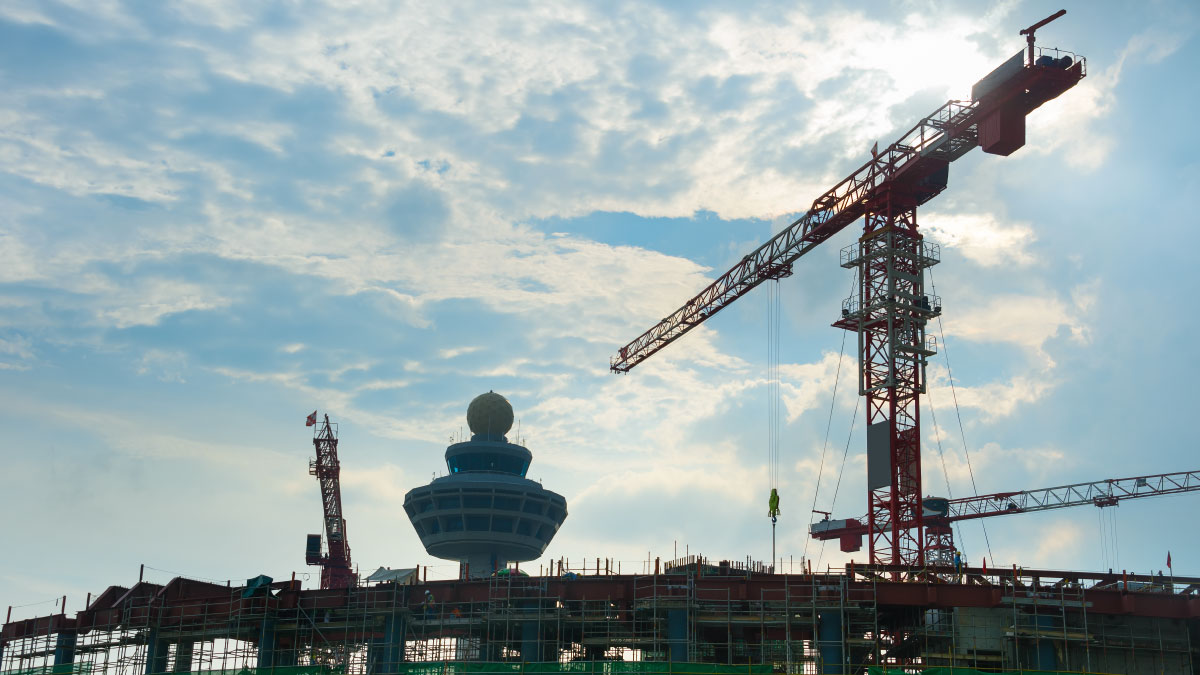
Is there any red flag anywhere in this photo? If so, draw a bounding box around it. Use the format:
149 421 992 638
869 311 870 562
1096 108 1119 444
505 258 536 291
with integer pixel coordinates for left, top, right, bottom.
871 141 879 158
1167 551 1172 569
305 410 317 427
982 558 987 574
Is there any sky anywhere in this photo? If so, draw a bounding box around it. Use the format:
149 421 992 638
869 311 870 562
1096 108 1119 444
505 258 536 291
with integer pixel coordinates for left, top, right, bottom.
2 0 1198 616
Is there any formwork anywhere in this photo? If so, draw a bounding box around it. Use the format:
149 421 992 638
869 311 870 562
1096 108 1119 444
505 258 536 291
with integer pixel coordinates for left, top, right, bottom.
3 561 1198 675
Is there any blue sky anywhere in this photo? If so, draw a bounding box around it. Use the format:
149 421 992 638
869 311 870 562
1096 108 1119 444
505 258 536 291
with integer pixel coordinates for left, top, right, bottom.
2 0 1198 614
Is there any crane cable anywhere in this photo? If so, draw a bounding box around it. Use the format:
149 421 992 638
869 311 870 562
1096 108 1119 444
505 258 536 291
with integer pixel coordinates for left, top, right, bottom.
928 267 994 567
803 270 857 565
1098 505 1119 570
925 381 967 562
766 280 783 570
816 392 860 573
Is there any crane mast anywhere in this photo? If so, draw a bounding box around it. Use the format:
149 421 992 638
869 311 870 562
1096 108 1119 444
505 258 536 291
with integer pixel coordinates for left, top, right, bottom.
610 13 1085 569
305 414 356 589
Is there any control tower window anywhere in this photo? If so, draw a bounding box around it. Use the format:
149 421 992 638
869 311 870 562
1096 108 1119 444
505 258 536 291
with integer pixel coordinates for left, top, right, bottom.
494 496 520 511
448 453 528 475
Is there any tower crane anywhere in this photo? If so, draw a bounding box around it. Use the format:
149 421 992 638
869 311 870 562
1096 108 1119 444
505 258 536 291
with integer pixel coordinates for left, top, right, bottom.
610 13 1086 569
305 414 357 589
811 470 1200 563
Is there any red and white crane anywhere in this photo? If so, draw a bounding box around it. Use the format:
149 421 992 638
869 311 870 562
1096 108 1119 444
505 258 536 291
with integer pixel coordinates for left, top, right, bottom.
305 414 357 589
812 470 1200 563
610 13 1086 569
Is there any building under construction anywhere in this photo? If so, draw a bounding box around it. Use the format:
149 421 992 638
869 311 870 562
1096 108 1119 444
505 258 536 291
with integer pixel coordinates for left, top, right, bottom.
7 12 1199 675
2 561 1198 675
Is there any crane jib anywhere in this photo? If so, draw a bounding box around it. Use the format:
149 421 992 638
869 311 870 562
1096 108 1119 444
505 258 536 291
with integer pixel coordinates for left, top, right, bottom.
810 470 1200 543
610 47 1085 374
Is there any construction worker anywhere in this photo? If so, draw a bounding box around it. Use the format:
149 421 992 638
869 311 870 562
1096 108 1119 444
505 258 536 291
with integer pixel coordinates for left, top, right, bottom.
421 589 435 618
953 550 963 580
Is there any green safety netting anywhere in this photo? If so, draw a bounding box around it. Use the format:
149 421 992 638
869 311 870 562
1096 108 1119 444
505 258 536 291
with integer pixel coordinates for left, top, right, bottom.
0 667 93 675
399 665 774 675
4 665 1113 675
134 665 774 675
868 662 1099 667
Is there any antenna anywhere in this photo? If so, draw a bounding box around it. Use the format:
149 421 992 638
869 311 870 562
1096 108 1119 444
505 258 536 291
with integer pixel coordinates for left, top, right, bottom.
1020 9 1067 65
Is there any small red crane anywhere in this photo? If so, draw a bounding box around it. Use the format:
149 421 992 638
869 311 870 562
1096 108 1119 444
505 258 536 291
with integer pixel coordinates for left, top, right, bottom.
305 414 356 589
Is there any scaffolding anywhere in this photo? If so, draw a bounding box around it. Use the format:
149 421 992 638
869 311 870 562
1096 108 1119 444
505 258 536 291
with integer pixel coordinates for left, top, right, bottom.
3 563 1197 675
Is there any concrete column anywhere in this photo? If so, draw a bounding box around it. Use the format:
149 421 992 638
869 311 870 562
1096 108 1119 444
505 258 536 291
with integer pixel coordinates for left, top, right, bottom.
817 611 844 675
370 613 407 675
1032 615 1058 671
257 618 276 669
173 642 193 673
521 617 541 662
275 641 298 668
52 631 77 674
667 609 688 663
143 630 169 675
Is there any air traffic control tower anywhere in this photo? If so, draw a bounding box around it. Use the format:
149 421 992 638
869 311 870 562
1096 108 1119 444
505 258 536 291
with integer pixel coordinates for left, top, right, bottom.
404 392 567 577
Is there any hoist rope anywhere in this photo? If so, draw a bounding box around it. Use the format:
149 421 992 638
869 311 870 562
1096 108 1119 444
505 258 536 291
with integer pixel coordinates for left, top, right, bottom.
816 393 860 573
1107 507 1120 570
925 383 967 561
766 280 783 569
803 270 856 563
1097 508 1109 569
928 267 994 566
767 280 782 492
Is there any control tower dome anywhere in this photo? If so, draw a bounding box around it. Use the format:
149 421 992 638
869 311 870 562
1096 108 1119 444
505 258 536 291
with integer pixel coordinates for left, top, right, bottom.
403 392 567 578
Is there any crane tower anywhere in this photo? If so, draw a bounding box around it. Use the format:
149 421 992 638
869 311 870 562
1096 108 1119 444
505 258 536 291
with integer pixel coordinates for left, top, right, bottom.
610 13 1085 569
305 414 356 589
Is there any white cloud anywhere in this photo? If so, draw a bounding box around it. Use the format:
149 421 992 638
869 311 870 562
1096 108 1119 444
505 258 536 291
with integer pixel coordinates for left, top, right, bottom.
158 2 1031 222
0 334 34 360
941 285 1093 367
922 211 1037 267
0 121 182 202
438 346 480 359
1 2 1184 604
779 351 856 423
924 440 1067 490
136 349 188 383
95 279 231 329
340 463 411 509
1027 27 1190 170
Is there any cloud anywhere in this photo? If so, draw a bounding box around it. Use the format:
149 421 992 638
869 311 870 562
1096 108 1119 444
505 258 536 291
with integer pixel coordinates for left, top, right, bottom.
96 279 232 329
779 351 856 423
139 2 1029 223
1027 27 1190 170
438 346 480 359
136 349 188 383
924 439 1067 491
340 463 411 509
2 1 1189 607
941 284 1093 367
0 333 34 360
921 211 1036 267
925 364 1058 422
